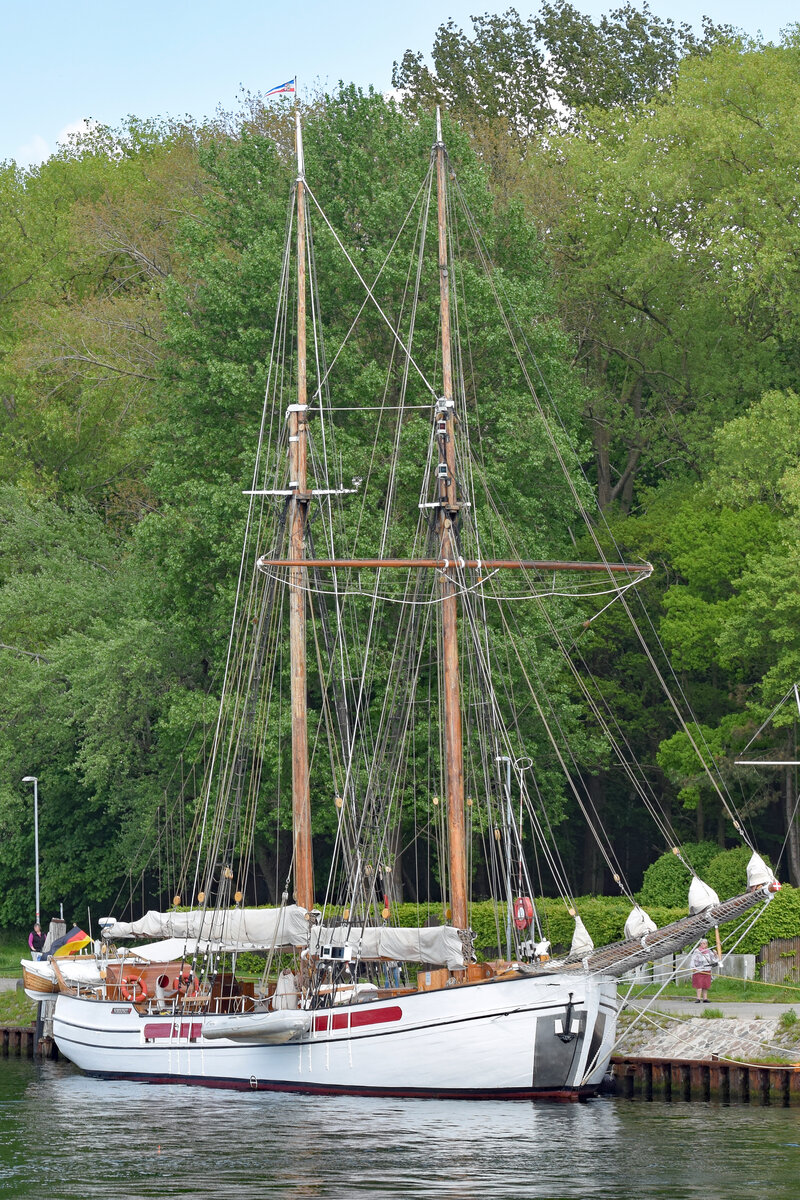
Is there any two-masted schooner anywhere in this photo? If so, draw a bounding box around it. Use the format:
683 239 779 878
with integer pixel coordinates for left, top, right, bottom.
51 106 778 1098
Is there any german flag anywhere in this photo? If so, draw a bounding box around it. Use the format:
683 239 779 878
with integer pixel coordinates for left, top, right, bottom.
49 927 92 957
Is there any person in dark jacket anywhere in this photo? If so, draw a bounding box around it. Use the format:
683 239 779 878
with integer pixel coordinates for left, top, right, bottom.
28 923 45 960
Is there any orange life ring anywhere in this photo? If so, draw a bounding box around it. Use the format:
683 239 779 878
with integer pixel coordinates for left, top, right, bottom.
120 975 148 1002
173 969 199 997
513 897 534 930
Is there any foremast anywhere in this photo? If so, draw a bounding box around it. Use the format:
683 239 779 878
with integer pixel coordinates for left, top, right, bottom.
289 111 314 910
434 109 468 933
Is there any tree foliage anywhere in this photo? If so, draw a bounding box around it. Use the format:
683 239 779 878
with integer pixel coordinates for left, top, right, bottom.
3 19 800 927
393 3 731 138
638 842 719 908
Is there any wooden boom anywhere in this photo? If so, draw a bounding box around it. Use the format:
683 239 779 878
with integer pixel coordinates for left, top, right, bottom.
257 557 653 574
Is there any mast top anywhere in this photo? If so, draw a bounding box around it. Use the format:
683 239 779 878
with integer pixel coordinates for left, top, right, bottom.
295 110 305 181
435 105 443 146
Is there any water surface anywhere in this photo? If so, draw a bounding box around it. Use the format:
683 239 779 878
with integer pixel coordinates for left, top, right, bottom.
0 1060 795 1199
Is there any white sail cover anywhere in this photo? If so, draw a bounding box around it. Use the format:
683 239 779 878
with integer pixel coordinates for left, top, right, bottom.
570 916 594 958
688 877 720 914
101 906 310 951
129 938 203 962
310 925 467 971
624 905 657 940
746 852 773 888
103 908 467 968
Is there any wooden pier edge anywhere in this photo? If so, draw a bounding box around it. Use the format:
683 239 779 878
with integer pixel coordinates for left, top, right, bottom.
611 1055 800 1105
0 1024 59 1060
0 995 60 1062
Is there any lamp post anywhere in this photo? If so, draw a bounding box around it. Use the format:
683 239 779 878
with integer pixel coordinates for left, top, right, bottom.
21 777 39 925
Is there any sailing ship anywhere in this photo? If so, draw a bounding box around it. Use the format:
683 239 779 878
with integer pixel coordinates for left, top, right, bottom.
51 109 778 1098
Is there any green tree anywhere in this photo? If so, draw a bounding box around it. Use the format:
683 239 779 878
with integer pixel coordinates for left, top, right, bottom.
393 3 730 140
650 390 800 883
0 486 204 925
0 119 207 511
137 88 603 908
528 34 800 512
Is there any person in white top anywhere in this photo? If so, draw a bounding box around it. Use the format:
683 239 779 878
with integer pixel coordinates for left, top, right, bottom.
690 937 720 1003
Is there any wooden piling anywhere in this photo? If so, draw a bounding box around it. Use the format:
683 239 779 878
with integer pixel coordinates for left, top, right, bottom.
612 1056 800 1104
0 1023 56 1060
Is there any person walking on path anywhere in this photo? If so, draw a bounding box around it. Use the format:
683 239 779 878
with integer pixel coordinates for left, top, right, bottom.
690 937 720 1003
28 922 45 960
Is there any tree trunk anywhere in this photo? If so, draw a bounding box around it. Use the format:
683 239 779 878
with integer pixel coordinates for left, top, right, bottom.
383 820 404 904
594 414 612 511
254 841 282 906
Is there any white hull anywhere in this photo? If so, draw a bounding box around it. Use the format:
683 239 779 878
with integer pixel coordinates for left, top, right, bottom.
53 973 618 1099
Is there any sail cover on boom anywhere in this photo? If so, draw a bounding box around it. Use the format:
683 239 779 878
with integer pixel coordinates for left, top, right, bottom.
102 907 469 967
101 906 311 950
309 924 469 971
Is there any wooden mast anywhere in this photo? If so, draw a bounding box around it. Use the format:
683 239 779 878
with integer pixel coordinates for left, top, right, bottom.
434 108 468 933
289 111 314 910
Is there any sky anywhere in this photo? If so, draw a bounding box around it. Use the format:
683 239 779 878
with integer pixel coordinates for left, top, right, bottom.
2 0 798 167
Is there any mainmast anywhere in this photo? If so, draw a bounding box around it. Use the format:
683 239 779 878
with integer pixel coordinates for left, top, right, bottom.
289 111 314 909
434 109 468 933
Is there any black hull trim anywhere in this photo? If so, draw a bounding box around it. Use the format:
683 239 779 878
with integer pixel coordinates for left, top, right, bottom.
79 1068 598 1102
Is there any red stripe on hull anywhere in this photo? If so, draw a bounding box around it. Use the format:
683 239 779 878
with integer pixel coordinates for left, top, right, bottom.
314 1005 402 1033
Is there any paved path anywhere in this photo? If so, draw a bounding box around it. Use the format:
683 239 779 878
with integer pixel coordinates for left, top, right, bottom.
647 998 800 1019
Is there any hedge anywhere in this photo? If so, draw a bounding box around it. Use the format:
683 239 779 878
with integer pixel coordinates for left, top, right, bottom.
231 884 798 975
721 884 800 956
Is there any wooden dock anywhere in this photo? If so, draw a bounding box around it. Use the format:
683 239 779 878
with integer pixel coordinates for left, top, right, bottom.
0 998 59 1061
612 1054 800 1105
0 1023 58 1059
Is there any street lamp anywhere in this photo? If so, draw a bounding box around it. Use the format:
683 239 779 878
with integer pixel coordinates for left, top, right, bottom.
21 777 39 925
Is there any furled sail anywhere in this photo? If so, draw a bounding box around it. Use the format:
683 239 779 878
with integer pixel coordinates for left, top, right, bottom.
569 916 594 958
688 877 720 914
101 906 310 950
746 852 774 888
102 907 469 968
624 905 657 940
309 924 469 971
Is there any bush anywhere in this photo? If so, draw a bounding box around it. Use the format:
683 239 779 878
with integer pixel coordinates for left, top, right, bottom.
638 841 720 907
472 896 688 956
206 883 792 972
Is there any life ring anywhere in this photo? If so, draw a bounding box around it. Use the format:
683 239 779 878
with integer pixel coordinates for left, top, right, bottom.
173 969 199 997
120 975 148 1002
513 897 534 930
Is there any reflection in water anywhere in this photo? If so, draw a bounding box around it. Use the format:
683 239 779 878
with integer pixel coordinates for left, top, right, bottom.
0 1060 795 1199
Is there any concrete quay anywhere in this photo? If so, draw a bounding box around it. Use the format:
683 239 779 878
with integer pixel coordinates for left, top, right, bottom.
612 996 800 1103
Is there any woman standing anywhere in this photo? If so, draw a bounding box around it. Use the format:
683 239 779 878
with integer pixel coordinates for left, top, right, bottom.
28 922 45 960
690 937 720 1003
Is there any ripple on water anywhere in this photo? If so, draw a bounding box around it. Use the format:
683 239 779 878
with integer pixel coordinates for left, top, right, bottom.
0 1060 795 1200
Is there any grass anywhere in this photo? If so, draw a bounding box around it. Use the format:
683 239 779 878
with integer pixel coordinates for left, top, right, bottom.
635 975 800 1004
0 989 36 1026
738 1054 798 1065
0 931 27 977
700 1007 725 1019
